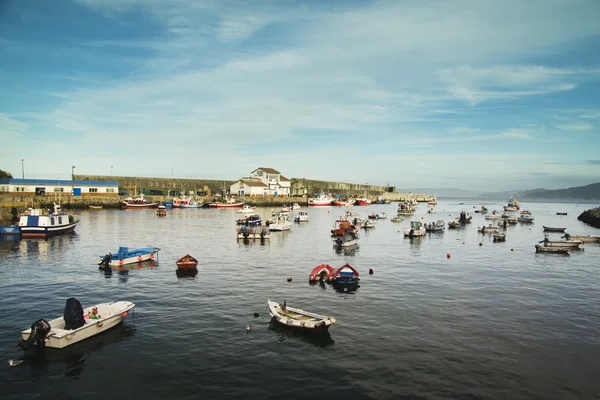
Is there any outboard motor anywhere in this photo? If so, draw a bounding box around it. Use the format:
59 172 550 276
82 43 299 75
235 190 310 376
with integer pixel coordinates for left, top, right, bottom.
18 319 51 350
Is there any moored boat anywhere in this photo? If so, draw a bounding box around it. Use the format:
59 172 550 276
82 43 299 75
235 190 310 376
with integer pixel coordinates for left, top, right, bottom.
332 263 360 285
176 254 198 269
98 246 160 267
0 225 21 236
268 300 336 332
355 197 372 206
404 221 426 237
535 245 569 254
268 212 292 231
236 226 270 240
236 214 262 227
308 194 333 206
294 210 310 223
18 203 80 238
209 201 244 208
237 205 256 214
539 234 582 248
156 205 167 216
19 298 135 349
493 233 506 242
333 231 359 247
121 194 158 209
543 226 566 232
425 220 445 232
478 224 500 233
309 264 335 282
563 233 600 243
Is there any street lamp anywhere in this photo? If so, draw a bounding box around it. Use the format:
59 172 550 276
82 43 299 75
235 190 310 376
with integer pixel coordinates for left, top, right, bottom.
21 159 24 179
71 166 76 195
111 165 113 176
172 168 174 178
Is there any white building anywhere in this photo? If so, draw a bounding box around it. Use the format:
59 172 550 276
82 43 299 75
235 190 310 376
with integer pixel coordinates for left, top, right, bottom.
230 167 291 197
0 178 119 197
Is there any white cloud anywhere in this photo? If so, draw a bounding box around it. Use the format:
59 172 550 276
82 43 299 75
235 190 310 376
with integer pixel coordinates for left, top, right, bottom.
556 122 593 131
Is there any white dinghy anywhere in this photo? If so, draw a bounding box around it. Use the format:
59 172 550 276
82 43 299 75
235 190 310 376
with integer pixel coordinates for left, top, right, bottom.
19 298 135 349
268 299 336 332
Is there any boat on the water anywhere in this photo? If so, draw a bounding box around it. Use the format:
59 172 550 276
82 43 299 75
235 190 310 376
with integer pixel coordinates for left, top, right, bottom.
268 300 336 332
18 203 80 238
368 212 387 219
539 234 583 248
390 215 403 222
425 220 445 232
156 205 167 216
404 221 426 237
308 194 333 206
504 196 521 211
309 264 335 282
294 210 310 223
332 263 360 285
563 233 600 243
236 226 270 240
518 214 534 223
543 226 566 232
237 205 256 214
18 298 135 350
355 197 372 206
556 212 567 216
236 214 262 227
0 225 21 236
209 201 244 208
98 246 160 267
88 205 103 209
268 212 292 231
176 254 198 269
493 233 506 242
535 245 569 254
121 194 159 209
478 224 500 233
291 203 301 210
333 231 359 247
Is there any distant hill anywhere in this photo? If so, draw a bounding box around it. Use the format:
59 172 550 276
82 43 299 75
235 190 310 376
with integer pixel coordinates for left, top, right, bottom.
396 188 481 198
0 169 13 179
518 183 600 200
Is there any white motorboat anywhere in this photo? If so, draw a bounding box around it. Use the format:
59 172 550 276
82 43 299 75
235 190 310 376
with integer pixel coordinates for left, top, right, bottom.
18 203 80 238
404 221 426 237
237 205 256 214
478 224 499 233
294 210 310 222
391 215 403 222
268 212 292 231
291 203 301 210
268 300 336 332
563 233 600 243
361 219 376 229
19 299 135 349
518 214 534 223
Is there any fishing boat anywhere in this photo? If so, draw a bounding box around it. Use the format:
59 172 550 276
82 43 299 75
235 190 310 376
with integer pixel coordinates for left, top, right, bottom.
333 231 359 247
209 201 244 208
18 203 80 238
332 263 360 285
236 214 262 227
504 196 521 211
98 246 160 267
268 212 292 231
331 216 357 237
88 205 103 209
355 197 372 206
542 226 566 232
308 264 335 282
539 234 583 248
267 300 336 332
493 233 506 242
308 194 333 206
180 200 203 208
404 221 426 237
448 219 461 229
390 215 403 222
18 298 135 350
156 205 167 216
478 224 500 233
485 210 501 220
535 245 569 254
121 194 159 209
294 210 310 223
425 220 445 232
368 212 387 219
236 226 270 240
176 254 198 269
563 233 600 243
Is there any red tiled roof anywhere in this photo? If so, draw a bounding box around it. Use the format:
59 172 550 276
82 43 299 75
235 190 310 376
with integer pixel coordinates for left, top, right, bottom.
252 167 281 174
279 175 290 182
243 179 268 187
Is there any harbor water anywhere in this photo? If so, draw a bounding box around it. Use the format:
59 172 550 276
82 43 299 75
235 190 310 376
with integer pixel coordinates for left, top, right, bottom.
1 200 599 399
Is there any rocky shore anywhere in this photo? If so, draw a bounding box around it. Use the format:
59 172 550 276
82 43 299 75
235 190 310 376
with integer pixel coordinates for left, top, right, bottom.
577 207 600 229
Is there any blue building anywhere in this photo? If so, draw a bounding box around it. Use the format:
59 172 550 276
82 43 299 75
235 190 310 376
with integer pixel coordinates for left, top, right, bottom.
0 178 119 197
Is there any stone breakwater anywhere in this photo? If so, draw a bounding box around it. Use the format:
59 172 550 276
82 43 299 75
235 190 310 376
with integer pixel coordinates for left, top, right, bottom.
577 207 600 229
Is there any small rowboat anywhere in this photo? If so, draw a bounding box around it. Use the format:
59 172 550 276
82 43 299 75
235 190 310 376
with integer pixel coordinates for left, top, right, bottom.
309 264 335 282
98 246 160 267
535 245 569 254
543 226 566 232
19 299 135 349
268 300 336 332
563 234 600 243
176 254 198 269
493 233 506 242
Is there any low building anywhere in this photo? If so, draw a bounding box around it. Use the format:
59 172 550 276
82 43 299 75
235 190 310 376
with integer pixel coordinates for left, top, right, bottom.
230 167 291 197
0 178 119 197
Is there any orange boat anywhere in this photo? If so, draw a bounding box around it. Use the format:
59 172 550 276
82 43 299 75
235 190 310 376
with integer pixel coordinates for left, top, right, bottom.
309 264 335 282
331 217 357 237
176 254 198 269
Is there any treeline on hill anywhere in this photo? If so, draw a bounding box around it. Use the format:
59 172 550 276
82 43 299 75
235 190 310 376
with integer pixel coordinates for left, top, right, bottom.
0 169 13 179
519 182 600 200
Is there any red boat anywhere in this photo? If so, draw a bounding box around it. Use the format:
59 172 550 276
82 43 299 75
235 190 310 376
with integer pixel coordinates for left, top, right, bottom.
355 198 371 206
209 202 244 208
176 254 198 269
332 263 360 285
309 264 335 282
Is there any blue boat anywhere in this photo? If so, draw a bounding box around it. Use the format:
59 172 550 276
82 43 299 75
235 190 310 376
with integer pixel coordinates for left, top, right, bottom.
0 225 21 236
236 214 262 227
332 264 360 286
98 246 160 267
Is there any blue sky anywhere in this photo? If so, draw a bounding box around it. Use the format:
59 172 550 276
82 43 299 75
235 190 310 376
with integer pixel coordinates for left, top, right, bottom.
1 0 599 191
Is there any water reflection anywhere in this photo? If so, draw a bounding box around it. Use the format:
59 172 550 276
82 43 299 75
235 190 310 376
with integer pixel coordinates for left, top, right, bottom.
15 234 75 262
332 281 360 294
20 324 135 379
268 322 335 348
237 238 268 247
308 280 328 291
176 268 198 278
334 245 359 256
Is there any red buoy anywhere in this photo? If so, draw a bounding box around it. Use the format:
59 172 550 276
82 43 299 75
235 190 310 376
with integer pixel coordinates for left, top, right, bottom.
446 253 451 258
368 268 373 275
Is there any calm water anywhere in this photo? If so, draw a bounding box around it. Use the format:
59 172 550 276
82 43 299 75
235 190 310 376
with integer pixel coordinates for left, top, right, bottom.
1 200 599 400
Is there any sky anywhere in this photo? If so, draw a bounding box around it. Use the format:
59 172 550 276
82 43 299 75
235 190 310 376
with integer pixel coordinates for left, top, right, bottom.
1 0 600 191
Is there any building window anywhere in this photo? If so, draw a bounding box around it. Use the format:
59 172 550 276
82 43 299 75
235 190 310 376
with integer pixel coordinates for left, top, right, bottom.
257 170 263 176
50 218 55 226
53 188 64 192
106 188 115 193
89 188 98 193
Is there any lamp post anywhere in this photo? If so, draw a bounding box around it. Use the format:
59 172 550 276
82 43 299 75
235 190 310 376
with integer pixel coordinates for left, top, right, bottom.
21 159 24 179
172 168 174 178
111 165 113 176
71 166 75 195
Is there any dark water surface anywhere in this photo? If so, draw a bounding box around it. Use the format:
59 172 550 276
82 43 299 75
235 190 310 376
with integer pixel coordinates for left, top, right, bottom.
1 200 599 400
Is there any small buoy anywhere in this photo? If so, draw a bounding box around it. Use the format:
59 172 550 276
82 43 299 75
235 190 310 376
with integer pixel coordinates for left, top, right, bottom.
122 312 128 317
479 242 483 246
8 359 24 367
511 248 514 251
119 260 124 265
368 268 373 275
96 322 103 327
253 312 260 318
287 277 292 282
137 256 142 261
462 242 465 245
150 254 154 259
246 325 252 333
447 253 451 258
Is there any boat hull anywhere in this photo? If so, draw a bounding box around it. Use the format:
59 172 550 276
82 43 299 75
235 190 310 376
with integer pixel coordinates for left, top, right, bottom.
209 202 244 208
569 236 600 243
308 199 332 206
121 203 159 209
20 301 135 349
20 221 78 238
535 245 570 254
543 226 566 232
268 300 335 333
542 240 582 248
